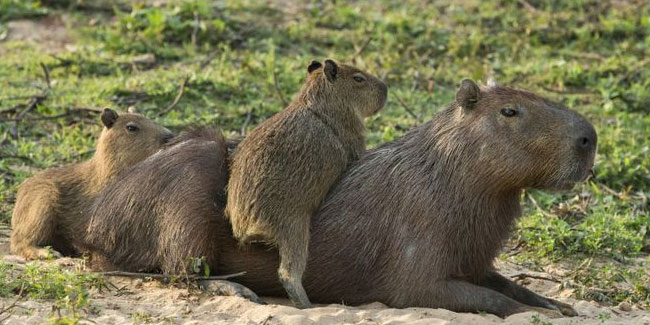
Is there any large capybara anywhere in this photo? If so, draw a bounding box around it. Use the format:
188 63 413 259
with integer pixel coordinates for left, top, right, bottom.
226 59 387 307
10 108 173 260
83 80 596 318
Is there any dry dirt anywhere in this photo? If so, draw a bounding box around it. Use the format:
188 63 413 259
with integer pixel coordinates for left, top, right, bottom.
1 231 649 325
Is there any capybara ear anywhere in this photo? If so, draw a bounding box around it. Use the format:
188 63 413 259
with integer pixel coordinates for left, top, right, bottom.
101 108 119 128
308 61 322 74
127 106 139 114
456 79 480 110
324 59 338 83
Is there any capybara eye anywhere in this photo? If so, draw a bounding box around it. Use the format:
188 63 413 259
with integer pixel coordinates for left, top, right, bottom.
126 124 140 132
500 108 517 117
353 76 365 83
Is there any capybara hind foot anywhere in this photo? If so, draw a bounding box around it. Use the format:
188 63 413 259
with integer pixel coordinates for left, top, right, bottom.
546 298 578 316
15 245 62 260
199 280 265 304
477 271 577 317
525 307 564 319
279 275 312 309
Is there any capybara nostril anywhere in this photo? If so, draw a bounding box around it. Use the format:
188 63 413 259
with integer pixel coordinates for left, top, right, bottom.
576 126 597 153
162 132 175 144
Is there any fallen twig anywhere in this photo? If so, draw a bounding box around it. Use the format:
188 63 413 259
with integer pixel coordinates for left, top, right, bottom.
157 76 190 117
241 106 254 136
99 270 246 282
394 94 419 120
541 86 596 95
14 95 47 121
191 11 200 47
199 51 219 71
526 192 555 217
272 60 288 107
517 0 541 14
40 63 52 90
352 35 372 60
0 108 101 122
0 95 41 101
0 284 24 323
0 155 33 162
511 272 561 283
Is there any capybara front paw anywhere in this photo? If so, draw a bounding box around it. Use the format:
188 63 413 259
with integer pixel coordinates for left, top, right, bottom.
21 246 62 260
199 280 265 304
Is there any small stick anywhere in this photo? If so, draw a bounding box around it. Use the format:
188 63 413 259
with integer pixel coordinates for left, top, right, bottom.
0 95 40 101
511 272 561 283
40 63 52 90
99 270 246 281
0 155 33 162
540 86 596 95
518 0 541 14
352 35 372 60
191 11 200 47
14 95 47 121
272 60 288 107
526 192 554 217
1 107 101 122
157 76 190 117
0 284 24 322
241 106 254 136
394 94 419 120
199 51 219 71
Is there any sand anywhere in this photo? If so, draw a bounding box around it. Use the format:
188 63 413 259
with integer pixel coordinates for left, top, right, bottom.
0 235 648 325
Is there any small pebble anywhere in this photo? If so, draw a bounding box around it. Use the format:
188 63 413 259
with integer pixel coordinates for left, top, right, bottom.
618 302 632 312
132 278 143 288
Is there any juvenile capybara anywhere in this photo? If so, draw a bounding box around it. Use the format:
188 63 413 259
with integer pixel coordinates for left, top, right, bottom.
10 108 173 259
226 59 387 307
83 80 596 317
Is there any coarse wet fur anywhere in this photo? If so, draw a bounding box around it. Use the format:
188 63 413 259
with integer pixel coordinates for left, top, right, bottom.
10 108 173 260
225 59 387 308
83 80 596 318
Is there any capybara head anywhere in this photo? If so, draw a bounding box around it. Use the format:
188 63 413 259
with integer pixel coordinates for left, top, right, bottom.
96 108 174 169
304 59 387 117
444 79 597 191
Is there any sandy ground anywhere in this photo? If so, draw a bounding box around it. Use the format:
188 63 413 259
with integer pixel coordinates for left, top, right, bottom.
1 231 649 325
1 15 75 54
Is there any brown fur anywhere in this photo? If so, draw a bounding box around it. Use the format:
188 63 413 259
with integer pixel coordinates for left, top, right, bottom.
83 80 596 317
225 59 387 307
10 109 173 259
83 127 229 273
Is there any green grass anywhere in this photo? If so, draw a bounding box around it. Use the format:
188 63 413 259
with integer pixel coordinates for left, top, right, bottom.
0 260 106 323
1 0 648 308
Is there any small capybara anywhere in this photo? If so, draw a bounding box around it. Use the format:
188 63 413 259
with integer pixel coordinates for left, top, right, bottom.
83 80 596 318
225 59 387 307
10 108 173 259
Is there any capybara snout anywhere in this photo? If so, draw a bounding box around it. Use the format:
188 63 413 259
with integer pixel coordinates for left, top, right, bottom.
454 81 597 191
538 103 597 189
570 111 597 181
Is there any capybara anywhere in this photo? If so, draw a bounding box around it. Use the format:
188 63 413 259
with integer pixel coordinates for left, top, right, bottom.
84 127 229 274
225 59 387 307
10 108 173 259
84 80 596 317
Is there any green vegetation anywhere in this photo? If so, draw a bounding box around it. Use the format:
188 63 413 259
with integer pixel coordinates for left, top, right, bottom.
1 0 648 309
0 261 106 324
